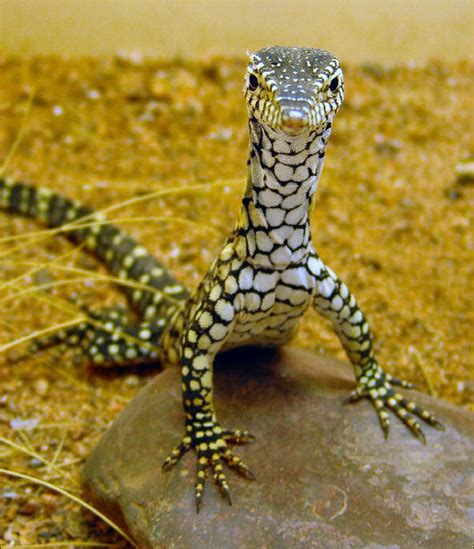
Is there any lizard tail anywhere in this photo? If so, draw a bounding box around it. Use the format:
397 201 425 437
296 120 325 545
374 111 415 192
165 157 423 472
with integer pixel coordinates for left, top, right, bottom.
0 177 189 319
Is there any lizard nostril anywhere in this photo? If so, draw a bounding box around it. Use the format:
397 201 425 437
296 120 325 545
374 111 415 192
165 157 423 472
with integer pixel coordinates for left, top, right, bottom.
281 109 308 134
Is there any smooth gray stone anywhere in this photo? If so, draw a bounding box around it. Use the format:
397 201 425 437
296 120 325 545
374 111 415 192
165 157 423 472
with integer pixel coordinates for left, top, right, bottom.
82 348 474 549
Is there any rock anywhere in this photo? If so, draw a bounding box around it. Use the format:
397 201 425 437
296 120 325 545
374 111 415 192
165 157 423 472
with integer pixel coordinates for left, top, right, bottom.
82 348 474 549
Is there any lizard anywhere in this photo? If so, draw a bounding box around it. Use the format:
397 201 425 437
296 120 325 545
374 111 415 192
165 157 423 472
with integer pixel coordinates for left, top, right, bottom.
0 46 443 511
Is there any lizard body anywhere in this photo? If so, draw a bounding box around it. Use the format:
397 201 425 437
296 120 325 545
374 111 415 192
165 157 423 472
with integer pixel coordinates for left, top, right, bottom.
0 46 442 510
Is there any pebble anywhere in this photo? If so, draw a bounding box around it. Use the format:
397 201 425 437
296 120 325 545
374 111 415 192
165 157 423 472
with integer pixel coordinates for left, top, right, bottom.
28 458 43 468
124 374 140 387
18 500 38 516
3 528 15 542
38 526 61 540
34 378 49 396
444 188 462 201
10 417 39 431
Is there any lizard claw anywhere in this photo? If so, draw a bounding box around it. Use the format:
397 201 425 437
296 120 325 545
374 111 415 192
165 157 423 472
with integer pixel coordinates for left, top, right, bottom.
348 361 443 441
344 385 369 403
385 372 416 389
222 428 256 445
163 419 255 511
162 440 191 470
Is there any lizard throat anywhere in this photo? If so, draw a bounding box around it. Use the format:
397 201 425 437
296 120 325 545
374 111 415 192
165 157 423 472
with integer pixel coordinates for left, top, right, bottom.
237 117 332 268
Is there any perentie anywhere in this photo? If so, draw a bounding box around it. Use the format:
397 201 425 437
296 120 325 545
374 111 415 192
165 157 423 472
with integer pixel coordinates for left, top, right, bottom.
0 46 443 511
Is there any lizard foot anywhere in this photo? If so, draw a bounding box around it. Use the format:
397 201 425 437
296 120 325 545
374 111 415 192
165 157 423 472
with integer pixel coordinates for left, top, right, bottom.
347 362 444 442
162 417 255 512
30 306 161 367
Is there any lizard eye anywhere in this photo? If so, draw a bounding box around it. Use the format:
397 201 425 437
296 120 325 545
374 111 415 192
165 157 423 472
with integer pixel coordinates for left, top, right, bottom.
328 76 340 94
248 73 259 92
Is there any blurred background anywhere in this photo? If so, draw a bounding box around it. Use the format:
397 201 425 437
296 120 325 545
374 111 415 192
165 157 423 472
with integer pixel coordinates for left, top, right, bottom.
1 0 473 63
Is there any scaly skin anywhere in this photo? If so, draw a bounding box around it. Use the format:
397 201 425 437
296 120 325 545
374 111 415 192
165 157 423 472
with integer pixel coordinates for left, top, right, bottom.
0 46 443 511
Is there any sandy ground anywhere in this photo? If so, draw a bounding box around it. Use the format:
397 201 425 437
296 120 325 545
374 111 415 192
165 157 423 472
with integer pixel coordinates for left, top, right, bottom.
0 55 472 545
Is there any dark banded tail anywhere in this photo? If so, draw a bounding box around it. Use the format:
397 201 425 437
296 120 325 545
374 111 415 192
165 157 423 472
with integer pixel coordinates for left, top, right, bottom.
0 178 189 318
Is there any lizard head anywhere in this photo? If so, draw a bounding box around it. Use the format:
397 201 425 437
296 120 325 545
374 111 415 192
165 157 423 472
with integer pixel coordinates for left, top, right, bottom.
244 46 344 137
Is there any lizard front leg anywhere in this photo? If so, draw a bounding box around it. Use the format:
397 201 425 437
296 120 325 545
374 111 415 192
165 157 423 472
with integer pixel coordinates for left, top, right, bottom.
308 253 443 441
162 285 255 511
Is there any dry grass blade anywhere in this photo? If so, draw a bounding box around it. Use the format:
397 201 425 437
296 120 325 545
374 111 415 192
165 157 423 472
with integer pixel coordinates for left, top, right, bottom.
3 434 79 472
0 87 35 176
0 239 87 292
0 214 220 245
411 347 437 397
0 316 13 328
0 179 240 263
0 468 137 547
16 429 35 455
0 435 80 488
1 299 159 355
1 275 85 319
1 276 161 354
47 429 68 476
0 318 84 353
83 178 242 222
2 264 182 305
6 542 122 548
4 277 117 299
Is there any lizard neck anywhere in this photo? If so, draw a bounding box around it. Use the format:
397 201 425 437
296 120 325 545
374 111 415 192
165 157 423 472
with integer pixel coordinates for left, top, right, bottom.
236 117 332 268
